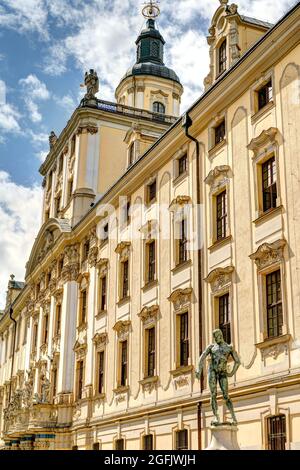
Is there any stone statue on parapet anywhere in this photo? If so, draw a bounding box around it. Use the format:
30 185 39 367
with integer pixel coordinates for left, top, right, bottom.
195 329 240 425
80 69 99 105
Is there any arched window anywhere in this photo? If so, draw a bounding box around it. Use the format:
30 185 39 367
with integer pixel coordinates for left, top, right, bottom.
153 102 165 114
218 39 227 75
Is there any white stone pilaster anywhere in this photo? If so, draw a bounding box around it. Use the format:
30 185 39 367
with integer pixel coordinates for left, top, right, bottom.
85 267 97 386
58 281 78 393
85 132 100 193
48 296 56 358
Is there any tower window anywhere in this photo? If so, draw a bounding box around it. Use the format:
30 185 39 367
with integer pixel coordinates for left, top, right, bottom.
218 39 227 75
153 102 165 114
266 270 282 338
262 156 277 212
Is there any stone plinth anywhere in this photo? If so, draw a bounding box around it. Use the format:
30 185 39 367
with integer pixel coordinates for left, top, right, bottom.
205 424 240 450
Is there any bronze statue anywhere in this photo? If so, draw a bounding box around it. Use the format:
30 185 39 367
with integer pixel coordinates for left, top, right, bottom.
195 329 240 425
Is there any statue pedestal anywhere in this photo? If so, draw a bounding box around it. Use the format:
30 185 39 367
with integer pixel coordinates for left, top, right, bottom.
205 424 240 450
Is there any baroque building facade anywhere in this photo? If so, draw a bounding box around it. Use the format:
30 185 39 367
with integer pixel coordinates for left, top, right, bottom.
0 0 300 450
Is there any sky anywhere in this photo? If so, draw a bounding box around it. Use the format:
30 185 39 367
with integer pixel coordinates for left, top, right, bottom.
0 0 298 308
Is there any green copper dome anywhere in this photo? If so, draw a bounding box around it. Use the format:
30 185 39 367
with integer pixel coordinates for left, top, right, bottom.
120 19 181 85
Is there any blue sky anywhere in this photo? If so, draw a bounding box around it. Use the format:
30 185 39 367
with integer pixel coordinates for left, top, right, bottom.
0 0 297 308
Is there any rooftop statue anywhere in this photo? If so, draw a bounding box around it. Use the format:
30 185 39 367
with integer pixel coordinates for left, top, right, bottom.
195 329 240 425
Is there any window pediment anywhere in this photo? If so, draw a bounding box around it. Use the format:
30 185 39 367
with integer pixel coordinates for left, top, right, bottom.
205 266 234 293
138 305 159 325
139 220 159 239
169 196 191 212
249 239 286 270
93 332 108 348
115 241 131 260
205 165 231 187
113 320 131 341
97 258 109 277
247 127 278 157
168 288 192 310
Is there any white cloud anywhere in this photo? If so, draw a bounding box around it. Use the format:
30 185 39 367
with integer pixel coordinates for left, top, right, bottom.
19 74 50 123
0 171 42 309
0 80 21 135
0 0 48 38
54 94 76 113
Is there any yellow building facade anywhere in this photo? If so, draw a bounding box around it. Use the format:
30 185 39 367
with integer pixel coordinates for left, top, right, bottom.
0 1 300 450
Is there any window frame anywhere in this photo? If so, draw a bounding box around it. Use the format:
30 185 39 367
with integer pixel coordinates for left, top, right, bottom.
218 38 227 76
75 359 85 401
152 101 165 114
266 414 286 450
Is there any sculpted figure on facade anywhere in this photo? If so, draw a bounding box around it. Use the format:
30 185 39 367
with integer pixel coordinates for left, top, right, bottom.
196 329 240 425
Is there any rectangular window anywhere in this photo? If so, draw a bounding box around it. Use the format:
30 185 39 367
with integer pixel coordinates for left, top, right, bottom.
178 218 188 264
120 340 128 387
23 319 28 345
100 276 107 311
58 154 64 174
92 442 100 450
216 190 227 240
55 195 61 217
147 241 156 283
67 178 73 203
218 294 231 344
76 360 84 400
43 314 49 344
55 304 62 336
147 327 155 378
218 39 227 75
80 290 87 325
262 157 277 212
178 154 187 176
71 135 76 156
115 439 124 450
258 80 273 111
148 180 157 204
214 120 225 145
267 415 286 450
266 270 283 338
175 430 188 450
103 223 109 242
97 350 105 395
121 260 129 299
32 323 38 352
143 434 153 450
180 313 189 367
52 367 58 398
82 240 90 261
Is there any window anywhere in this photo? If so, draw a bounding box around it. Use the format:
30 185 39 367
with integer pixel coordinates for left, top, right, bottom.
214 120 226 146
79 289 87 325
15 319 20 351
55 195 61 218
46 271 51 287
103 223 109 242
123 200 131 225
218 39 227 75
146 241 156 284
82 240 90 261
58 257 64 276
97 350 105 395
100 275 107 312
153 102 165 114
23 318 28 345
58 154 64 174
262 157 277 213
267 415 286 450
52 367 58 398
178 154 187 176
175 430 188 450
121 260 129 300
48 171 53 191
92 442 100 450
43 313 49 344
71 135 76 156
147 180 157 204
143 434 153 450
178 218 188 264
146 327 155 378
55 304 62 336
258 80 273 111
129 143 135 166
76 360 84 400
120 340 128 387
218 293 231 344
115 439 124 450
216 190 227 240
67 178 73 203
266 270 282 338
9 328 14 357
179 313 189 367
32 323 38 352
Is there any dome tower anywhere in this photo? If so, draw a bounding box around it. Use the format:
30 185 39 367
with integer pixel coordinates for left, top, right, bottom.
115 2 183 117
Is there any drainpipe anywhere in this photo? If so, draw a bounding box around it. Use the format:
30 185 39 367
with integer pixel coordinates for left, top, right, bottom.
182 113 203 449
8 306 17 404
